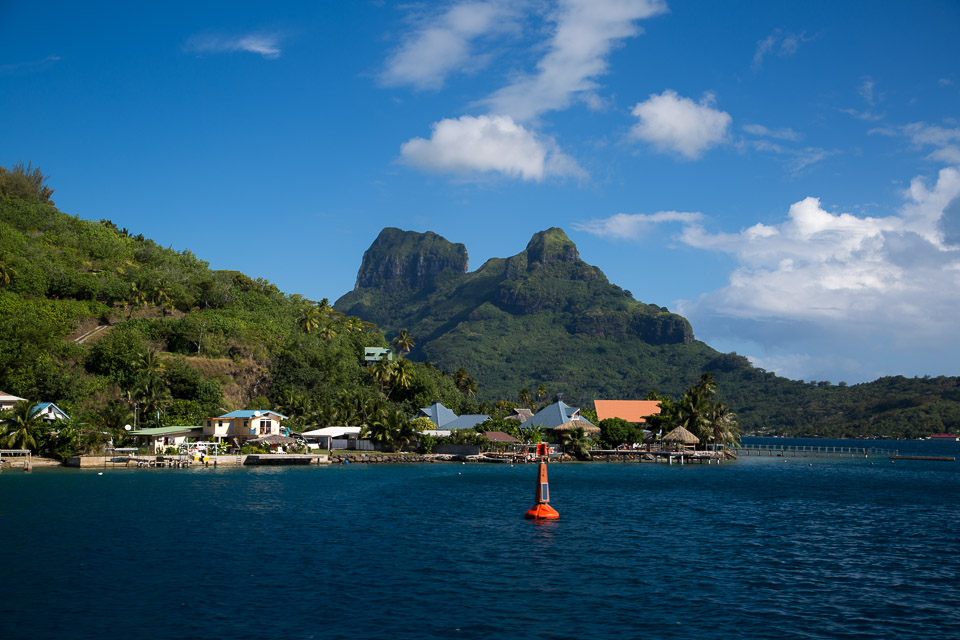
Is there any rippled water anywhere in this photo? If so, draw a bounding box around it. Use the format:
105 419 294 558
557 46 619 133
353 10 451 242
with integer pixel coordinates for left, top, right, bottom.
2 445 958 639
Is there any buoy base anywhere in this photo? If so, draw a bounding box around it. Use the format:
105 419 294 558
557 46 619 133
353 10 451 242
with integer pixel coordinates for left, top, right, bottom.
524 503 559 520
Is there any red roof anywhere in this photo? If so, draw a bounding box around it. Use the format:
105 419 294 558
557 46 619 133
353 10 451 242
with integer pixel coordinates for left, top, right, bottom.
484 431 519 443
594 400 661 423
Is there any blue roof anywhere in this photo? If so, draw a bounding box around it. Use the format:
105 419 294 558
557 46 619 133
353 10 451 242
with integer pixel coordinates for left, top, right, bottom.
31 402 70 419
216 410 288 420
445 414 490 430
419 402 458 427
526 401 592 430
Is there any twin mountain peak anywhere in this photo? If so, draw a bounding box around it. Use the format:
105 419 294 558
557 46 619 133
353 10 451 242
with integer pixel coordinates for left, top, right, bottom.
335 227 695 352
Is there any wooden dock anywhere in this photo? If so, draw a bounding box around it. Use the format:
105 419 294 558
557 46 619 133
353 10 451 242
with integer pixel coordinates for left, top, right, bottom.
738 444 899 458
889 455 956 462
589 449 727 464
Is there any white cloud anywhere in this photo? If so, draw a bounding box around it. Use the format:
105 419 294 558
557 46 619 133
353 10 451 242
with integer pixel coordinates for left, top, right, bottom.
183 33 284 59
742 123 800 141
629 90 731 159
858 76 879 106
871 121 960 166
481 0 668 121
381 1 520 90
674 168 960 375
752 29 807 72
399 114 583 180
839 107 885 121
573 210 703 239
0 55 61 75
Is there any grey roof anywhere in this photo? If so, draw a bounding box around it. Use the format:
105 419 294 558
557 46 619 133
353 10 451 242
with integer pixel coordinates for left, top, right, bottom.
419 402 458 428
526 400 593 430
445 414 490 430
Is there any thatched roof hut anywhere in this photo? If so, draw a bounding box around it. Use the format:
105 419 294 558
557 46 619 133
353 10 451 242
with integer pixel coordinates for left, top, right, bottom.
553 419 601 434
662 426 699 448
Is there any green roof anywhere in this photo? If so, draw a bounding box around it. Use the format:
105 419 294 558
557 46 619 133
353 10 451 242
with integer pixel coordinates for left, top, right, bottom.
128 426 204 436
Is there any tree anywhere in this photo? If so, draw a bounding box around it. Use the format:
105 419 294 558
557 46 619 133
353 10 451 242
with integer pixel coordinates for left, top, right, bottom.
562 426 592 460
390 358 414 395
153 281 173 318
0 161 55 203
454 367 469 392
518 388 532 408
392 329 415 355
1 401 44 451
137 349 165 379
0 260 14 287
537 385 547 404
298 304 321 334
128 281 148 319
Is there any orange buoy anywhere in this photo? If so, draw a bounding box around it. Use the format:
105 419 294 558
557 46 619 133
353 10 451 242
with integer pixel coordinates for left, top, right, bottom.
524 461 559 520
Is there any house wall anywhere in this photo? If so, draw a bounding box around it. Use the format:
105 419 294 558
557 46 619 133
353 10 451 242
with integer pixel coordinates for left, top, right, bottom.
203 416 282 439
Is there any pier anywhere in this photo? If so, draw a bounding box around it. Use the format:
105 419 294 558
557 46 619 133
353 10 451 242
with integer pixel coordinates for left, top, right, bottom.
738 444 899 458
589 449 728 464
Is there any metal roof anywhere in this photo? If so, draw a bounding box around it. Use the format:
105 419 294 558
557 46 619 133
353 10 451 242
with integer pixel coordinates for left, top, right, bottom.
445 414 490 430
214 410 289 420
129 426 204 436
526 400 593 430
31 402 70 419
419 402 458 427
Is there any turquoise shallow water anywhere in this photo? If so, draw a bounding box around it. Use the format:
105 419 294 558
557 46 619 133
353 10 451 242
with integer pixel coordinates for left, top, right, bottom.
2 440 959 640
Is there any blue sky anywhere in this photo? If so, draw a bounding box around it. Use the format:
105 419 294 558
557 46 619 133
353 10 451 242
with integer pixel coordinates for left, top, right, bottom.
2 0 959 384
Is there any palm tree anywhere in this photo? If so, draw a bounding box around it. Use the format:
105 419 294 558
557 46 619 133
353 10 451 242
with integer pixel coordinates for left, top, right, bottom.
562 426 592 460
709 402 740 448
536 385 547 406
128 281 148 319
370 358 394 394
0 261 15 287
319 321 338 339
153 281 172 318
454 367 469 392
392 329 415 355
464 376 478 398
298 304 321 334
390 358 414 395
1 401 44 451
138 349 164 378
343 317 363 334
518 388 532 408
675 390 712 446
362 418 395 451
136 375 170 426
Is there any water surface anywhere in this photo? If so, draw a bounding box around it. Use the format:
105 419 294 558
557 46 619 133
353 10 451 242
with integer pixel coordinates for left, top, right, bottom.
1 446 958 639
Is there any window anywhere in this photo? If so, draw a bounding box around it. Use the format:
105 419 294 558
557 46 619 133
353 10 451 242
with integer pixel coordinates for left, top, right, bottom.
259 420 269 435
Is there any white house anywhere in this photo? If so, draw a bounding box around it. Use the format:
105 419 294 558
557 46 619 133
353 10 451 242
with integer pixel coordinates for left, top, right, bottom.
202 410 288 442
31 402 70 422
0 391 27 411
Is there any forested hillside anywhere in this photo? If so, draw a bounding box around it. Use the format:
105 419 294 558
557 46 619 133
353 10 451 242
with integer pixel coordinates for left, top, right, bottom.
0 164 476 449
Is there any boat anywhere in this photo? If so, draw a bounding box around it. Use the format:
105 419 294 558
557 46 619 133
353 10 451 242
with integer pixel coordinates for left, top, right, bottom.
929 433 959 441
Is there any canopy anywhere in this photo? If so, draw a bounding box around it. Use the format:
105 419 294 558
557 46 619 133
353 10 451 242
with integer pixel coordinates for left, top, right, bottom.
552 419 601 434
662 426 700 444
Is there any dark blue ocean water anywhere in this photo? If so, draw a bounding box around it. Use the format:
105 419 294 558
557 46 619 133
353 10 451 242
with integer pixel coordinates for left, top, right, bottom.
2 438 959 640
